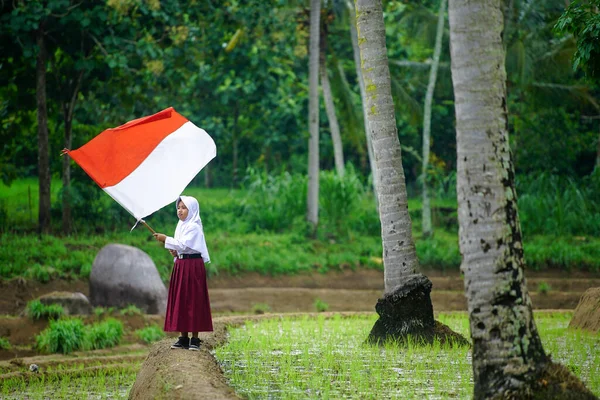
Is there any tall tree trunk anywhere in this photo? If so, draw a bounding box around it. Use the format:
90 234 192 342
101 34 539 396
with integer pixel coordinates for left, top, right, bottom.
348 0 377 196
355 0 419 292
357 0 463 348
62 71 83 235
320 40 345 177
449 1 596 398
307 0 321 230
421 0 447 238
36 26 51 235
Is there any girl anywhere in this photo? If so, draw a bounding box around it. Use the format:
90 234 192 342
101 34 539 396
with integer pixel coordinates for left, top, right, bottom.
153 195 213 350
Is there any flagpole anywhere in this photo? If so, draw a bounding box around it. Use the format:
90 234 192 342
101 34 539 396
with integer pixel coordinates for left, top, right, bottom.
140 220 156 234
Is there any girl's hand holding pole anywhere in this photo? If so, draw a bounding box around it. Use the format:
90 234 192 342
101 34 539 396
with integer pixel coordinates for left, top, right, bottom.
153 233 167 244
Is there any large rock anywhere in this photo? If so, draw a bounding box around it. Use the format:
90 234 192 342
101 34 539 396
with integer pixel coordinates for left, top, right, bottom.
90 244 167 314
38 291 92 315
569 287 600 333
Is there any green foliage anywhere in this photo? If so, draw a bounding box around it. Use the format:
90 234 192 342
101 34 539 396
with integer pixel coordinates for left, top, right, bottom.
0 336 11 350
119 304 143 316
135 325 166 344
555 0 600 80
251 303 272 315
319 166 363 235
35 318 86 354
314 298 329 313
537 281 551 295
84 318 124 350
517 172 600 236
93 307 111 318
26 299 65 321
242 168 307 232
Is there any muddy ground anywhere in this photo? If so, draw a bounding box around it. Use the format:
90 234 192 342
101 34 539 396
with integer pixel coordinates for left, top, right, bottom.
2 269 599 317
1 269 599 399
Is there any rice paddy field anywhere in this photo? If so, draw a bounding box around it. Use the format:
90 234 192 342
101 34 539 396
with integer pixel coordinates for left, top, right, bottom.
215 312 600 399
0 347 146 399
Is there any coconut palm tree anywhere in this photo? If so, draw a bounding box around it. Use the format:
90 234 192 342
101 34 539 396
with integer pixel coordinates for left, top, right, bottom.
355 0 420 292
448 0 596 398
356 0 470 348
347 0 377 194
307 0 321 230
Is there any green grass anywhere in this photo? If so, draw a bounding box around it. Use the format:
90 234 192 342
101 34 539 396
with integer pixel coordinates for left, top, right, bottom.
1 173 600 281
35 318 124 354
134 325 166 344
0 336 11 350
215 312 600 399
26 299 65 320
119 304 143 316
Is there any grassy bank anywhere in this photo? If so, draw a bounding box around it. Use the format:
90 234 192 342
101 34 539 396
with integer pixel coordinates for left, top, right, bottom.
1 172 600 283
215 312 599 399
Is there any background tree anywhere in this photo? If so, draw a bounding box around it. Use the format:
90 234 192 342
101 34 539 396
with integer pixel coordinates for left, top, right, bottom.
421 0 446 238
307 0 321 230
355 0 467 347
448 0 597 398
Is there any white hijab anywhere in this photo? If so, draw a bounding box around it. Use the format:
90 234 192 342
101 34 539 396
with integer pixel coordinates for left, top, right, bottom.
174 195 210 263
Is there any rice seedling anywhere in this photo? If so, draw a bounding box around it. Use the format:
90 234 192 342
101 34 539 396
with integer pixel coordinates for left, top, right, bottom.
215 312 600 399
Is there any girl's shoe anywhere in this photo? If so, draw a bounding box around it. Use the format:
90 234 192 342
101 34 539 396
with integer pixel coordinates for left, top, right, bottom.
171 336 189 349
189 337 201 351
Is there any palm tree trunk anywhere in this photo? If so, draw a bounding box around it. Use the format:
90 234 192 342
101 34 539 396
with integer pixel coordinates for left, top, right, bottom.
448 1 595 398
307 0 321 230
421 0 446 239
320 49 345 177
355 0 419 292
348 0 377 196
36 26 51 235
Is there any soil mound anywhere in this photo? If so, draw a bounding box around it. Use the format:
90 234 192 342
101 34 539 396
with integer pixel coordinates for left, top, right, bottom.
569 287 600 333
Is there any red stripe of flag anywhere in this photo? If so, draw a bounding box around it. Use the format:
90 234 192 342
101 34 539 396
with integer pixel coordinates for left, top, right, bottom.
67 107 188 188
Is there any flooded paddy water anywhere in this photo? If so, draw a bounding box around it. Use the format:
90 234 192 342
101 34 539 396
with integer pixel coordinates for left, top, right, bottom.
215 312 600 399
0 345 147 399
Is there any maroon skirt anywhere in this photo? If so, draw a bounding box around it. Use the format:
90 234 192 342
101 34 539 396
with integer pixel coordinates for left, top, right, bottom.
164 257 213 333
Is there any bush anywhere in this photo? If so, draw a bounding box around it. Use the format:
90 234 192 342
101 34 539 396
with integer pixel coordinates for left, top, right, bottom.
36 318 86 354
314 298 329 313
93 306 114 318
251 303 272 314
241 168 307 231
26 299 65 320
135 325 166 344
0 336 11 350
537 281 551 295
84 318 124 350
320 167 363 235
119 304 143 316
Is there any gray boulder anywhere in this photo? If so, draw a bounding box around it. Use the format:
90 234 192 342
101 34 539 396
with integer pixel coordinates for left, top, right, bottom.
38 291 92 315
90 244 167 314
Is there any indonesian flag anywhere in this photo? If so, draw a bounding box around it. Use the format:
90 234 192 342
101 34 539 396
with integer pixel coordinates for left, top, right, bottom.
64 107 216 221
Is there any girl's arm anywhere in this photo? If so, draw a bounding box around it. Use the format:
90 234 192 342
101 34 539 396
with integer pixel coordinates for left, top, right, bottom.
153 233 197 253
